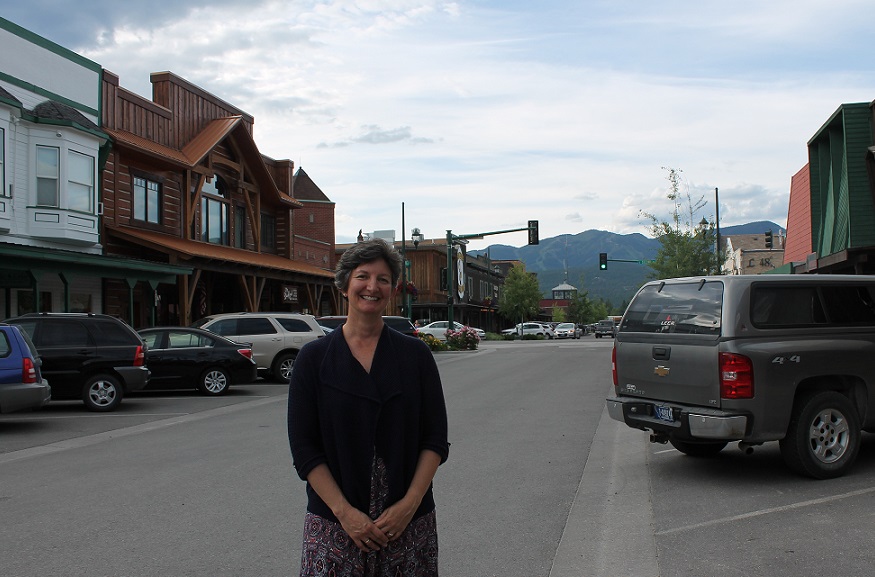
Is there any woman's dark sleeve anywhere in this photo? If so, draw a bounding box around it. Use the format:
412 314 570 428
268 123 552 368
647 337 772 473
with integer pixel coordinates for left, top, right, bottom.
288 343 326 480
417 342 450 463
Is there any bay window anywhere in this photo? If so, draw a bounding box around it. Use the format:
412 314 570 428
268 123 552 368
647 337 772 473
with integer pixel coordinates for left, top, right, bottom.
36 145 59 206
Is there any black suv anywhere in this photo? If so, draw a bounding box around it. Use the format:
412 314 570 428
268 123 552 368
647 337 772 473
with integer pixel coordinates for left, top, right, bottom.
316 316 418 337
4 313 149 411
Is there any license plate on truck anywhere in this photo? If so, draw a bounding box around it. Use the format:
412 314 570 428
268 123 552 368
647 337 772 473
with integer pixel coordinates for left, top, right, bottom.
653 405 673 422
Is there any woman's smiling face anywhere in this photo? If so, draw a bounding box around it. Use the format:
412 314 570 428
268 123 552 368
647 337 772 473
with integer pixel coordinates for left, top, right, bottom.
346 259 393 316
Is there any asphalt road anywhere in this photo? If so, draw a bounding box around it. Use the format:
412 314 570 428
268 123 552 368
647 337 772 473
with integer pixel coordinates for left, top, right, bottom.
3 337 875 576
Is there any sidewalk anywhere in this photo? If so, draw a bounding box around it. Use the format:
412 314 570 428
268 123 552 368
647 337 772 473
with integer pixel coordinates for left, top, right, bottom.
549 407 659 577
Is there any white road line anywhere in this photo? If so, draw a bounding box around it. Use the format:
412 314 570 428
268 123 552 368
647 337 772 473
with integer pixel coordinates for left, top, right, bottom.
0 394 286 466
655 486 875 536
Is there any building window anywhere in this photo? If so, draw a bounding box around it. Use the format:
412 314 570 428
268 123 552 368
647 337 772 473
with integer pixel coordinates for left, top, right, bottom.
201 175 229 245
36 145 59 206
234 204 246 248
134 176 161 224
67 151 94 212
261 213 276 251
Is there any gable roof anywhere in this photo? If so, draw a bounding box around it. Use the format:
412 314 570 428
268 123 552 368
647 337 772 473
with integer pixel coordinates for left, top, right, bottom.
106 116 302 208
293 168 333 203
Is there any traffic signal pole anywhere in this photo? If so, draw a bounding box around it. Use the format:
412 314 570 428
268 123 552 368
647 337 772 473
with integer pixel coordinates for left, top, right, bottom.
446 221 538 328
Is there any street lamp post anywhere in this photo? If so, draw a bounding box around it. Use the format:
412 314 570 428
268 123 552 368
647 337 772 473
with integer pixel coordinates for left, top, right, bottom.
400 203 423 321
409 227 423 321
401 203 407 318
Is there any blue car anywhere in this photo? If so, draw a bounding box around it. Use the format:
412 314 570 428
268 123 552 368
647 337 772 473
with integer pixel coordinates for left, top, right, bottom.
0 323 51 413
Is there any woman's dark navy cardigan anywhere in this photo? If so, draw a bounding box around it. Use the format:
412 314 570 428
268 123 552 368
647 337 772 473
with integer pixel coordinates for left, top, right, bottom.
288 325 449 522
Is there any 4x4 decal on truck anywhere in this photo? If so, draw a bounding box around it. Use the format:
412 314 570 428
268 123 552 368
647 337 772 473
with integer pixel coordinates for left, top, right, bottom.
771 355 801 364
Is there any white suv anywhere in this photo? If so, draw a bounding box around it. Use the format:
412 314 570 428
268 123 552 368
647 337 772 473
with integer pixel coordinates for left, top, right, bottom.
194 313 322 381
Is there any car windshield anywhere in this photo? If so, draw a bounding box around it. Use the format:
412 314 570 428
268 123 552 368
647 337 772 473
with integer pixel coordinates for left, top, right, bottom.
621 281 723 335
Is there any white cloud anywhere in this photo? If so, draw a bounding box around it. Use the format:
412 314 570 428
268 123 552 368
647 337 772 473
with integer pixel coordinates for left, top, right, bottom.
5 0 875 250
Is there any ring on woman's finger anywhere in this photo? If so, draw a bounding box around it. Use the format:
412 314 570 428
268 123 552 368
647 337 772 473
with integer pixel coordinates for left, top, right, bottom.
387 532 394 537
364 538 371 544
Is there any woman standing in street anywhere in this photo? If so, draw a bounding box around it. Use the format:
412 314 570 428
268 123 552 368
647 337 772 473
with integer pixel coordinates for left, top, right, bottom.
288 238 450 576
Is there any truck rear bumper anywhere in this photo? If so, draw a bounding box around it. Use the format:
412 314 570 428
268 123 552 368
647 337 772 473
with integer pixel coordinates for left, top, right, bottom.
606 396 749 440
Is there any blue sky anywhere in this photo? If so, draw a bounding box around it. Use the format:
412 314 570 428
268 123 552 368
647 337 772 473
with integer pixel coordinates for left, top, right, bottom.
5 1 875 249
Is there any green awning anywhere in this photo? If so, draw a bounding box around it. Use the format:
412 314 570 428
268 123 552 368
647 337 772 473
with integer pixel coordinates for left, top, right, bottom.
0 243 191 285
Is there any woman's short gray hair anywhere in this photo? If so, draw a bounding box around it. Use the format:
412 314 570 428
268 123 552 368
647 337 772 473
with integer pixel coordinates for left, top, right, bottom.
335 238 403 292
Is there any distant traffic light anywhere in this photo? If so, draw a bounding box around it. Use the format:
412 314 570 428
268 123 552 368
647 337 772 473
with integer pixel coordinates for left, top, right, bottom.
439 267 448 291
599 252 608 270
764 230 773 249
528 220 539 245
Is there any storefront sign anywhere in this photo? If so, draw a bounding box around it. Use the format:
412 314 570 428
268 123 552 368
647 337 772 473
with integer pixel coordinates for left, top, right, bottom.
283 285 299 303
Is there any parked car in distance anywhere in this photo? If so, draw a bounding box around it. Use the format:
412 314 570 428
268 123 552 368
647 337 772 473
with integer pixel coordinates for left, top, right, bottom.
3 313 149 411
553 322 581 339
317 315 418 337
0 323 51 413
418 320 485 341
193 312 323 381
501 322 554 339
138 327 257 395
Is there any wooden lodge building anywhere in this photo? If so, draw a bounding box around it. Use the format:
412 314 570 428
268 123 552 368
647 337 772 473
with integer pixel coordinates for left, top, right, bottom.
99 71 338 327
1 19 339 326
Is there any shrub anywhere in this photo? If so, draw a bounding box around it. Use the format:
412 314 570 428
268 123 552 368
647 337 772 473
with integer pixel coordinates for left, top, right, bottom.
418 333 447 351
446 327 480 350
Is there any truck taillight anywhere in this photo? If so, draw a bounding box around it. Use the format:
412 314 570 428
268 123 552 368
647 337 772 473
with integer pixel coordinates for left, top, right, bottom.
720 352 753 399
22 357 36 384
238 348 253 360
612 344 618 386
134 345 145 367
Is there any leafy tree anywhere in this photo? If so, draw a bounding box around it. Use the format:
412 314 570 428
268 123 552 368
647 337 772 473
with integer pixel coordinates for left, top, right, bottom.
563 274 620 324
499 264 542 325
552 305 566 322
641 167 719 279
566 291 592 325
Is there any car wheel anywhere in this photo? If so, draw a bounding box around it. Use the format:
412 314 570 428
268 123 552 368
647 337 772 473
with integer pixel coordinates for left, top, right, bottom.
779 391 861 479
82 374 123 412
272 352 298 382
669 439 727 457
198 367 230 395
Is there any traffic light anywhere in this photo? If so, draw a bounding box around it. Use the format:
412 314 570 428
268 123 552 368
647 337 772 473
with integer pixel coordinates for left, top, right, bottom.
528 220 539 245
439 267 448 291
599 252 608 270
764 230 773 249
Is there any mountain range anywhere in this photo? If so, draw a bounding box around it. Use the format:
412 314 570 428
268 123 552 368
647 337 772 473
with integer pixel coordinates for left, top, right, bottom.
472 220 784 309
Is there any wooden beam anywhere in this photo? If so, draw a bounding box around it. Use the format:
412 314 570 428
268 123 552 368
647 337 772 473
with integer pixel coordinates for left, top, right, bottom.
187 173 206 235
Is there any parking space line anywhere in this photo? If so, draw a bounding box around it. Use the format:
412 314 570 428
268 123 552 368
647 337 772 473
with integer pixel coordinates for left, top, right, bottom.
655 486 875 536
0 394 287 466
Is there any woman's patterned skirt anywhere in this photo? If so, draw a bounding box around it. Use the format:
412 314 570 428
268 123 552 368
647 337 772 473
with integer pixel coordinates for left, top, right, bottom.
298 456 438 577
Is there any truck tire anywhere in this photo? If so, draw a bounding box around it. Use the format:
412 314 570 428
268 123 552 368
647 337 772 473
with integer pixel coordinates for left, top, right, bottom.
669 439 727 457
779 391 861 479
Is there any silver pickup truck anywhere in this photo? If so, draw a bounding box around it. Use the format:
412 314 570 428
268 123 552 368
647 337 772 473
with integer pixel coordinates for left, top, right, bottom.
606 274 875 479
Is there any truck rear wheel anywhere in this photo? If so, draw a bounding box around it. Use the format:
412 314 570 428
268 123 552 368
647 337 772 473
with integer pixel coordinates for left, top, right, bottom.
779 391 861 479
669 439 727 457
